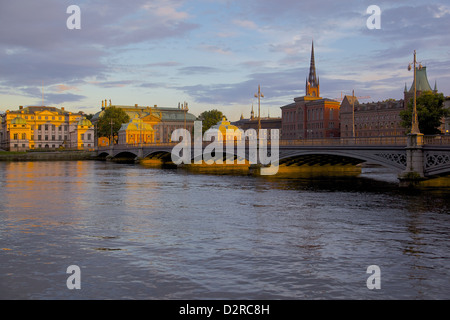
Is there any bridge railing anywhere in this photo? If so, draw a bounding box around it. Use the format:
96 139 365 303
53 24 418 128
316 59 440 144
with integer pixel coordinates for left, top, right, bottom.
279 136 408 147
424 135 450 146
98 135 450 151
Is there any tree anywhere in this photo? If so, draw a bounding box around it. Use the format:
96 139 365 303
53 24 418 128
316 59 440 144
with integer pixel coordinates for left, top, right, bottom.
97 107 130 144
198 109 224 134
400 91 448 135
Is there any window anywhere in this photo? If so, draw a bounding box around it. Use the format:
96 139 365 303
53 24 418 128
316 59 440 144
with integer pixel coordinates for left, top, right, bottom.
45 135 48 141
38 135 42 140
52 135 55 141
81 134 84 140
87 134 91 140
59 126 62 131
13 133 18 140
45 124 48 131
22 133 26 140
38 125 42 130
59 135 62 141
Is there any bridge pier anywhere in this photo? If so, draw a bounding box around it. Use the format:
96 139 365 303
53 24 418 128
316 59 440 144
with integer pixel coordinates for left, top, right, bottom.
399 133 426 187
134 147 144 162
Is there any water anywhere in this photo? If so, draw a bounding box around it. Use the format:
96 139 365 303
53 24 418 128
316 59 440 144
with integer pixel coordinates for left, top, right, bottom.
0 161 449 300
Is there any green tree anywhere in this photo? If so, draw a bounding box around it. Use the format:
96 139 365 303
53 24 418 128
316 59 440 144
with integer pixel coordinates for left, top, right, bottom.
198 109 224 134
400 91 448 135
97 107 130 144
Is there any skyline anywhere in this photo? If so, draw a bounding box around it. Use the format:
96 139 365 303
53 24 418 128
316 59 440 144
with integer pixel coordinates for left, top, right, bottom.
1 0 450 121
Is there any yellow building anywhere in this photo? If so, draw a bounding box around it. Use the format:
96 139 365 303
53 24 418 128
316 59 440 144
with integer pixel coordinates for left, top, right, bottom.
69 117 95 150
0 106 92 151
205 117 243 141
92 101 196 144
98 136 110 147
118 116 155 145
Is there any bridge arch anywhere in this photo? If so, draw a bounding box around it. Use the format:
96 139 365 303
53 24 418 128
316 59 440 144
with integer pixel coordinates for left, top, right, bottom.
278 149 407 173
113 151 139 160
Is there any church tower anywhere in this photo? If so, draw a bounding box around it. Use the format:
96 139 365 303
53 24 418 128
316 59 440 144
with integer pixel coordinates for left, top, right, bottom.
305 41 320 98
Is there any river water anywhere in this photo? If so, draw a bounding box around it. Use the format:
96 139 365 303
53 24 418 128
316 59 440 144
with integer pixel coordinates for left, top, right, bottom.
0 161 449 300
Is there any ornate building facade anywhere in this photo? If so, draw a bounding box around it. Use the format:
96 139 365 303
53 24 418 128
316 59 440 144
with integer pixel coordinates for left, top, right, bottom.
0 106 94 151
92 101 197 145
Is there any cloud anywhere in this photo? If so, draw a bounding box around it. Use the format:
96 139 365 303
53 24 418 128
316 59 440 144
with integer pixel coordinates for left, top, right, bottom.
199 44 233 55
178 66 222 75
176 67 307 105
233 19 258 30
0 0 198 94
52 84 80 92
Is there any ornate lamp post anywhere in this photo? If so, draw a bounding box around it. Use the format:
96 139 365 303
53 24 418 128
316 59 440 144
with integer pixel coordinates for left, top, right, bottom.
408 50 422 134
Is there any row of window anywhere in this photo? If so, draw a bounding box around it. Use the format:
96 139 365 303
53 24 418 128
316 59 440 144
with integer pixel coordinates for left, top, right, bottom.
12 134 92 141
11 115 76 121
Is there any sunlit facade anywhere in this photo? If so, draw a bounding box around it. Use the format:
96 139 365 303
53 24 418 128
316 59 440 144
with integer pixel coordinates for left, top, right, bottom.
205 117 243 141
118 116 155 145
92 101 197 144
0 106 94 151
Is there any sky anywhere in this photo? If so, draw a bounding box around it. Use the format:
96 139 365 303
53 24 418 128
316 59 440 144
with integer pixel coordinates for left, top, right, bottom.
1 0 450 121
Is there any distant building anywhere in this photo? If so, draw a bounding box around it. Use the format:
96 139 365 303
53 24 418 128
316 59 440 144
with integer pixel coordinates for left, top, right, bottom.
340 63 443 137
340 97 406 137
92 101 197 144
280 41 341 139
118 115 155 145
232 105 282 139
205 117 242 141
0 106 93 151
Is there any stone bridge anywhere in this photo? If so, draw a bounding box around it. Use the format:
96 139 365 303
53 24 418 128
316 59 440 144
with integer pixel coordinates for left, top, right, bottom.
97 135 450 182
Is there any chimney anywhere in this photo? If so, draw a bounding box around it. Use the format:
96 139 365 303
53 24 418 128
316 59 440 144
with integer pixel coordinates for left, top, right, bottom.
19 106 23 110
61 107 65 111
135 104 138 108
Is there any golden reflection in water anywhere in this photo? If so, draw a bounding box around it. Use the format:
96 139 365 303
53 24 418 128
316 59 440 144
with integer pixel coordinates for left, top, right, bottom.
2 161 94 223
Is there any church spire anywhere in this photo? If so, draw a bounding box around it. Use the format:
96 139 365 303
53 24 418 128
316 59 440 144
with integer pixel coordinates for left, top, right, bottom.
306 40 320 98
309 40 317 85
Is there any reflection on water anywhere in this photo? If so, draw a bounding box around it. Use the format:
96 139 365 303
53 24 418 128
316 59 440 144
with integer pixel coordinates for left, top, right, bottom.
0 161 449 299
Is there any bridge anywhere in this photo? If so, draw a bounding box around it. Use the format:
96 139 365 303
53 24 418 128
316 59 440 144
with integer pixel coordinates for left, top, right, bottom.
97 135 450 185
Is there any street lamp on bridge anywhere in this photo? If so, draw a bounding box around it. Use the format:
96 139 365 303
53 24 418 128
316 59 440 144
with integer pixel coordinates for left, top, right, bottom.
408 50 422 135
254 85 264 134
